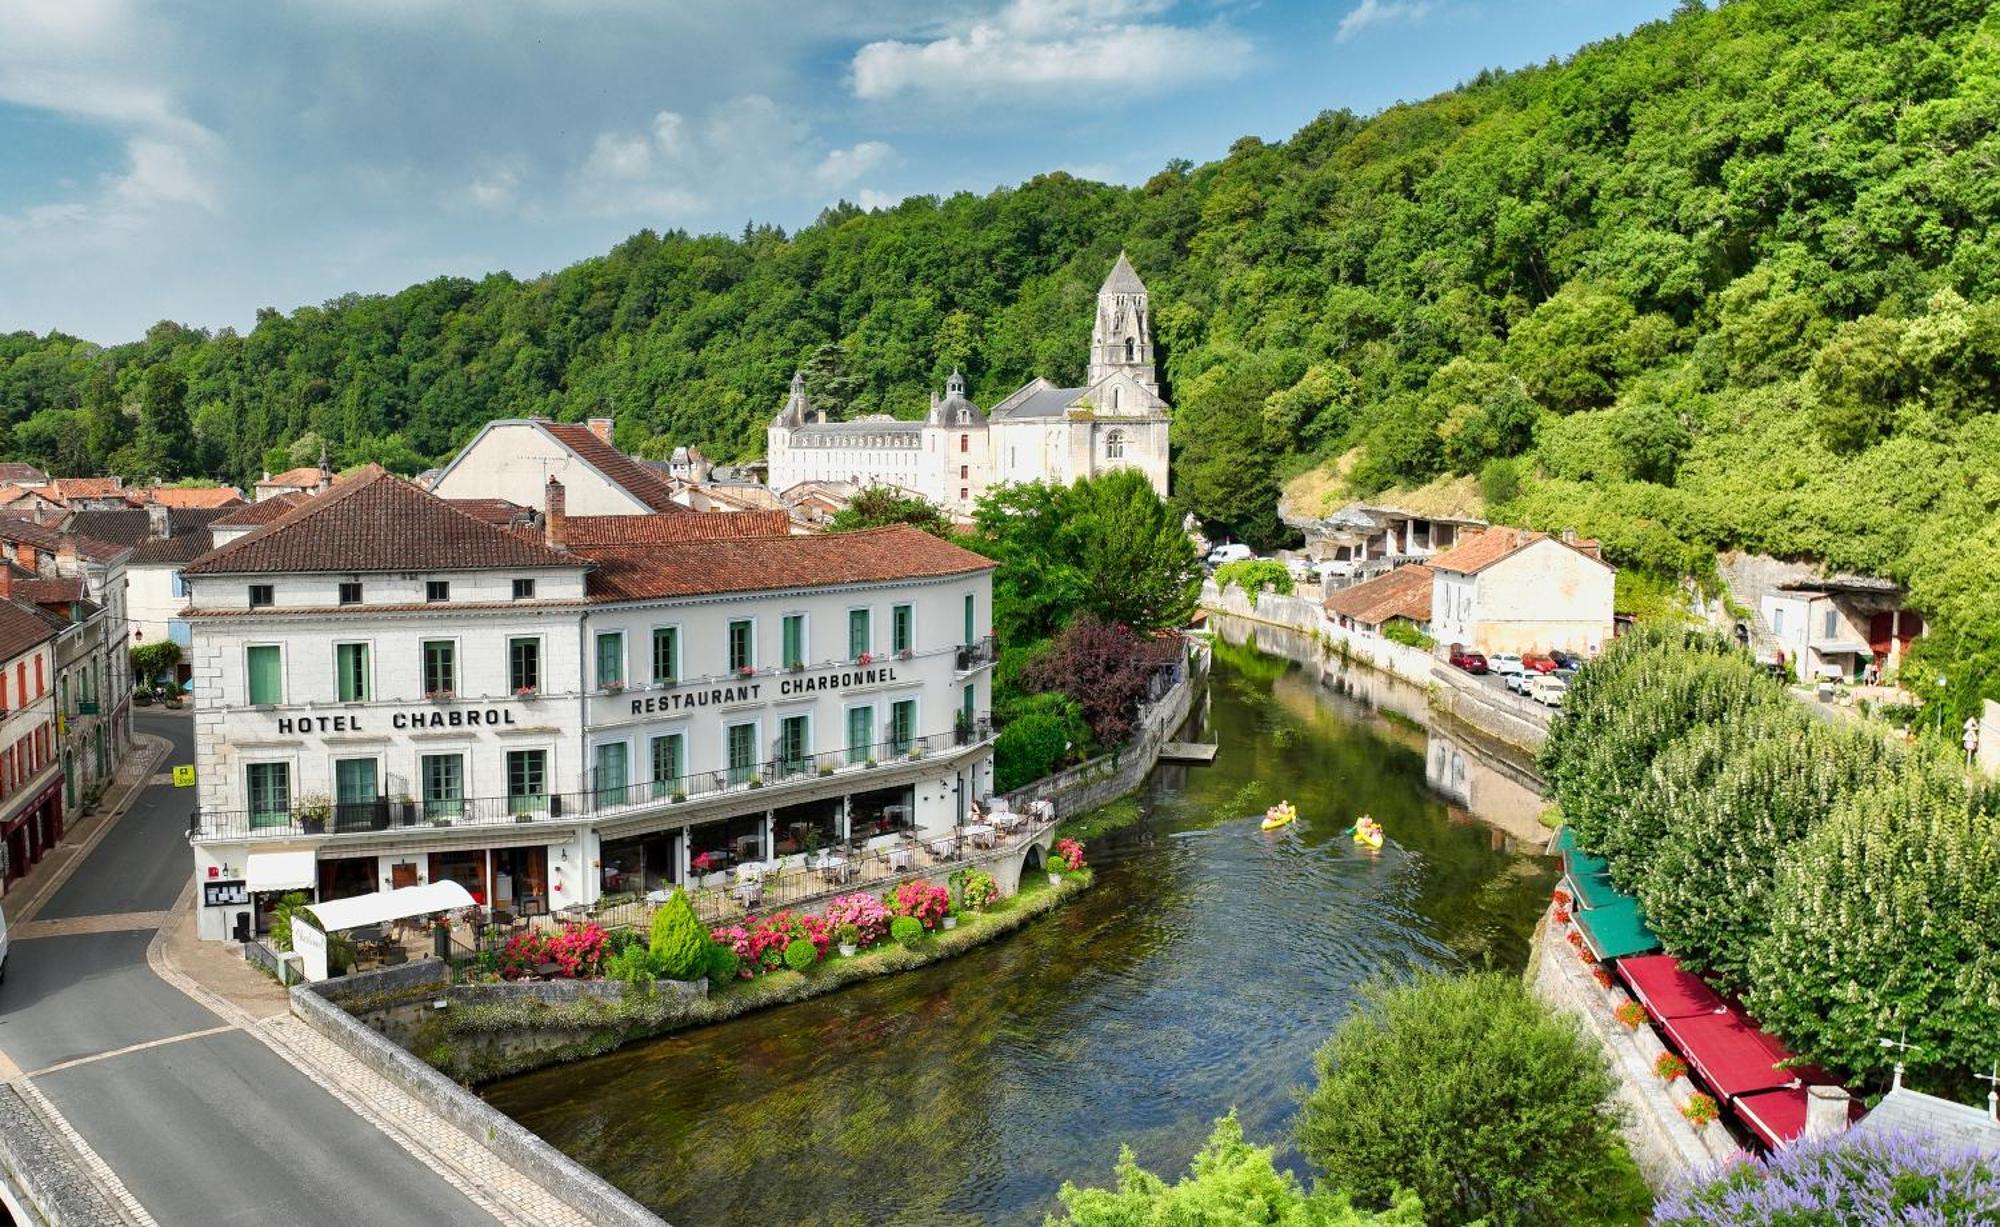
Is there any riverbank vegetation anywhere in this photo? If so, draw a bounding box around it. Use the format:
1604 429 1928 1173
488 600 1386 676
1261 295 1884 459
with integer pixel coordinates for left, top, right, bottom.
1543 626 2000 1102
1653 1128 2000 1225
1051 973 1648 1226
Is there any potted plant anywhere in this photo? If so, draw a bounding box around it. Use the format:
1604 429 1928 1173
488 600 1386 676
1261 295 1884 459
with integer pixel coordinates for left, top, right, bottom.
1046 855 1066 887
294 793 332 834
1615 1001 1648 1031
394 794 417 826
818 763 836 777
671 789 687 804
1654 1052 1688 1083
857 652 874 666
1680 1091 1719 1129
515 685 538 698
425 689 455 702
748 774 764 789
941 906 958 931
601 680 625 694
864 757 877 770
736 664 755 679
837 923 860 957
897 647 914 661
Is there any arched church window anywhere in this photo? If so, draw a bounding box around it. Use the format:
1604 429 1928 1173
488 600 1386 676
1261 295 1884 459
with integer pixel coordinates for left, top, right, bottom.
1124 337 1136 362
1106 430 1126 460
1112 387 1120 410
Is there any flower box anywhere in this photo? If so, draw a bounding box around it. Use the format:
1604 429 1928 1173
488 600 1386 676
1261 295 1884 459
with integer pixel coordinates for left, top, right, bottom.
1680 1091 1718 1128
1615 1001 1649 1030
425 689 455 702
515 686 539 698
1654 1052 1688 1083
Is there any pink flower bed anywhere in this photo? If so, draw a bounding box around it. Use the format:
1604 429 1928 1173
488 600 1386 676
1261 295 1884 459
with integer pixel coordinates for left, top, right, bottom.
887 880 951 930
712 910 831 975
1052 838 1088 872
823 893 892 946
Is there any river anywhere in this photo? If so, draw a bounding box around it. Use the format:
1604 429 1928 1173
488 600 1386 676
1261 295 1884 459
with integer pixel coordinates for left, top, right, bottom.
483 630 1557 1226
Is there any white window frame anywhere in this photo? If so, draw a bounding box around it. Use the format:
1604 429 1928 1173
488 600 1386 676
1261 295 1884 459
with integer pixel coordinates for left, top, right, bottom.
244 641 286 707
724 718 762 785
727 617 758 674
844 701 876 765
780 611 810 670
594 629 627 690
332 639 374 704
420 636 459 698
847 605 873 662
650 622 682 686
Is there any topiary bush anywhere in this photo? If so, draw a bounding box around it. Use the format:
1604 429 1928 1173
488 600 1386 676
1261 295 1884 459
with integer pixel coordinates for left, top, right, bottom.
701 940 740 988
890 915 924 947
647 888 710 981
782 937 818 972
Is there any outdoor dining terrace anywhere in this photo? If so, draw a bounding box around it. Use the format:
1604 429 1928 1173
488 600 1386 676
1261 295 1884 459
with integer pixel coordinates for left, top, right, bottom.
187 720 995 844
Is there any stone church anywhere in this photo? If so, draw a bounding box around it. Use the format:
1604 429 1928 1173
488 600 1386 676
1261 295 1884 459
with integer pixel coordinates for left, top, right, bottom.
766 253 1172 516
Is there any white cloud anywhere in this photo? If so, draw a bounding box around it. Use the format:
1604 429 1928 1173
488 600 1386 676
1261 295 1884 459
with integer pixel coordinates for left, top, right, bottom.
460 155 530 211
852 0 1250 102
1335 0 1437 42
573 96 895 218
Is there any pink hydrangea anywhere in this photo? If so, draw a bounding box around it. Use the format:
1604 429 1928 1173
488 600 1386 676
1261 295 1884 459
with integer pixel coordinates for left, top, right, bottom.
823 893 891 946
887 880 951 930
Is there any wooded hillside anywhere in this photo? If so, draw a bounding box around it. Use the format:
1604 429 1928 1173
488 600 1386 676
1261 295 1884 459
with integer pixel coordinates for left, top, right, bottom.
3 0 1998 714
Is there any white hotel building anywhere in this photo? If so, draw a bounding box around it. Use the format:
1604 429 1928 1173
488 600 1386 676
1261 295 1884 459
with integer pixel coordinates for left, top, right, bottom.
182 467 996 942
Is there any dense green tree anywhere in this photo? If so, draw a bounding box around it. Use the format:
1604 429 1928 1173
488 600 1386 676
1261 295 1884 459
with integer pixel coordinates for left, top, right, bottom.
647 889 712 981
134 364 196 478
826 485 957 538
1295 973 1628 1226
1048 1112 1424 1226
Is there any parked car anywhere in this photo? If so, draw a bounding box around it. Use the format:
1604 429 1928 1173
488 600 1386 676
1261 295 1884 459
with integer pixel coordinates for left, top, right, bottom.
1448 647 1489 675
1207 542 1253 567
1505 670 1533 694
1529 674 1569 706
1553 666 1580 684
1488 652 1526 676
1522 653 1560 674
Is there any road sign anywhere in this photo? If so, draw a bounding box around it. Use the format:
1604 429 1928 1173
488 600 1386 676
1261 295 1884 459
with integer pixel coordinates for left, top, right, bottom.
172 765 196 787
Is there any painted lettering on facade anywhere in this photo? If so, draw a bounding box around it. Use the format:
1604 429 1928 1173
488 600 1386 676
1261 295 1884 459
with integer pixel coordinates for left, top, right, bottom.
274 708 520 734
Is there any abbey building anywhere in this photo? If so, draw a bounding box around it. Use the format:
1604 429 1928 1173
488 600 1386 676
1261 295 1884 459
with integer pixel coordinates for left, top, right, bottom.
767 254 1172 516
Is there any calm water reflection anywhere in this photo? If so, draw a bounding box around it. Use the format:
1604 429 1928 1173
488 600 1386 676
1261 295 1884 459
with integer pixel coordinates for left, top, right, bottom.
484 636 1556 1226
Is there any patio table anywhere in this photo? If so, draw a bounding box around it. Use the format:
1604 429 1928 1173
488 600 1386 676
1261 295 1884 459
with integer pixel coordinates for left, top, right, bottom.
926 835 959 860
815 854 850 884
887 847 914 871
991 812 1023 833
964 823 996 849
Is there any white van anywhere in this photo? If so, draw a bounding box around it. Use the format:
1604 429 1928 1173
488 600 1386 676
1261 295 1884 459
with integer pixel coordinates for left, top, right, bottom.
1207 543 1253 567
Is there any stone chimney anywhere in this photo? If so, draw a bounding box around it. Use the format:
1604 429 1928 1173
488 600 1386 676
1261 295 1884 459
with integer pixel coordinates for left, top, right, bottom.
0 565 12 601
11 542 33 571
544 477 567 549
148 501 171 540
317 441 333 493
586 416 614 444
1803 1085 1852 1142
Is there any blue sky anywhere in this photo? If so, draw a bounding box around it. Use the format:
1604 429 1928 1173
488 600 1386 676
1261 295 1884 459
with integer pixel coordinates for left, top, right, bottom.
0 0 1683 343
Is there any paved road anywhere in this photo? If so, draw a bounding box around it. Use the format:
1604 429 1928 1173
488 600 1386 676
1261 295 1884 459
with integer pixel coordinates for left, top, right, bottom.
0 711 493 1226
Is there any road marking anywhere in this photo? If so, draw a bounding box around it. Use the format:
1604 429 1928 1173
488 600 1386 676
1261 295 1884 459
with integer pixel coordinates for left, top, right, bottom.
11 911 173 941
25 1025 238 1078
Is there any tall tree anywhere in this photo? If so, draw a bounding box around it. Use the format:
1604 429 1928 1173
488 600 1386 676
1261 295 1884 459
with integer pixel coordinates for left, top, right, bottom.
135 364 196 478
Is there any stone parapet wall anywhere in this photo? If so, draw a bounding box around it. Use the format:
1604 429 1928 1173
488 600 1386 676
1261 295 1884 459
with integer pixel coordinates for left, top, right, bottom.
291 978 664 1226
1528 906 1737 1191
0 1085 136 1227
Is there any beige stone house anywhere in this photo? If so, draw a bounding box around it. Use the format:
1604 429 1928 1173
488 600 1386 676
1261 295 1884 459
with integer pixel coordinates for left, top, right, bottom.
1428 529 1615 657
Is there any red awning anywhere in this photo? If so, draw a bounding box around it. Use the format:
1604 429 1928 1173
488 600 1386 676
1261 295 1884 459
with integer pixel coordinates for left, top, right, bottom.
1734 1086 1866 1150
1616 954 1727 1020
1658 1010 1804 1099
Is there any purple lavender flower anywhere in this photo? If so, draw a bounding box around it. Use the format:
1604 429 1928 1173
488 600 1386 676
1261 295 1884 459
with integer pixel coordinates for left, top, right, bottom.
1654 1129 2000 1224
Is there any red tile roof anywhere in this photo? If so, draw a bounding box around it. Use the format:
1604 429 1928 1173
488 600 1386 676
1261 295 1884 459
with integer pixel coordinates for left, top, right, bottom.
212 493 308 528
0 598 59 662
183 467 581 575
540 422 686 513
259 466 324 489
442 498 532 527
0 518 129 563
1428 528 1606 575
46 476 126 501
1323 564 1434 626
562 511 791 546
0 463 48 484
578 525 993 602
130 486 245 509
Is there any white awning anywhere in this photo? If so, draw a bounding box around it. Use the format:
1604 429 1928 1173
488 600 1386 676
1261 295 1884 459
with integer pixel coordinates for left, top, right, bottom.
304 881 477 934
245 849 317 893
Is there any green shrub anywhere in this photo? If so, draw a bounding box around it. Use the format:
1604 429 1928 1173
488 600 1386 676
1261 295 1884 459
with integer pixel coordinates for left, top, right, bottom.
1213 559 1293 604
1296 972 1626 1226
268 892 311 952
889 916 924 947
782 938 818 972
1050 1112 1423 1225
1379 619 1434 650
604 943 662 986
701 941 739 988
647 889 709 980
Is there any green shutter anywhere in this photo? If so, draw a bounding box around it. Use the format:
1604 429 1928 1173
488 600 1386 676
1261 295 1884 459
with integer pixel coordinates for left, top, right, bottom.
893 605 912 653
847 706 873 764
596 632 623 687
336 644 367 702
964 593 975 645
653 627 677 684
246 646 281 705
783 615 803 669
849 609 870 660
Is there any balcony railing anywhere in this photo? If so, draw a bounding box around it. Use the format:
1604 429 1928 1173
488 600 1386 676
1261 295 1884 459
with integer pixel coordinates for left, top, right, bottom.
187 719 995 844
954 635 997 673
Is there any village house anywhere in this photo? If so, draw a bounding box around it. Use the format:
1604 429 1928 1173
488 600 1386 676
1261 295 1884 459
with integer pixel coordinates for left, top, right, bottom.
1296 502 1487 588
431 417 688 517
0 584 64 891
180 468 998 944
1427 528 1615 658
1322 563 1434 639
1761 575 1923 684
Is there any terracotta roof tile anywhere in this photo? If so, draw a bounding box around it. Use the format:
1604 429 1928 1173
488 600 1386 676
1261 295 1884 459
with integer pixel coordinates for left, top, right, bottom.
540 422 686 513
1324 564 1433 626
443 497 533 527
0 597 59 662
579 525 992 602
259 466 324 488
183 467 581 575
0 463 48 484
212 493 307 528
131 486 245 509
69 507 233 549
562 511 791 546
47 476 126 500
0 518 128 563
1427 528 1606 575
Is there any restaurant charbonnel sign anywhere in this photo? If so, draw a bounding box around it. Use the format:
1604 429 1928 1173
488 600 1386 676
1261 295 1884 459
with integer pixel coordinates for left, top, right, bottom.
627 663 902 716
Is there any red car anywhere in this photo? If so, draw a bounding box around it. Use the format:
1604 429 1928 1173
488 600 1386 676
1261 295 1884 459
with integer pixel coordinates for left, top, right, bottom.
1449 647 1489 675
1522 654 1560 674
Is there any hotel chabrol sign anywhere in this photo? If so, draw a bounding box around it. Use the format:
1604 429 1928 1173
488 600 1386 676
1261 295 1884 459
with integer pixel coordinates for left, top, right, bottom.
627 663 902 716
272 705 519 734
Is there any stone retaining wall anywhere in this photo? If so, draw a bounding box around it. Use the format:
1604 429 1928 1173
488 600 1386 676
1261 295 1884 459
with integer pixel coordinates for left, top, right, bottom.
291 975 664 1226
449 978 704 1008
1528 905 1737 1189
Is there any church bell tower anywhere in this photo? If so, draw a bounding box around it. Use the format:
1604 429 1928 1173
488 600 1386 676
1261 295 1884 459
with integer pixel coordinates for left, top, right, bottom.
1088 252 1157 393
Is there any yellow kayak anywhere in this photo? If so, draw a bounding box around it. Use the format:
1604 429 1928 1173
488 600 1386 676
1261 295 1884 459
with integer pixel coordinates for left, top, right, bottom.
1352 815 1384 849
1261 802 1297 831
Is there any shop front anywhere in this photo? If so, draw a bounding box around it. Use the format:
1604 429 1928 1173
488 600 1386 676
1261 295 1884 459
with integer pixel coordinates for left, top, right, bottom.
426 845 550 915
1 779 64 888
600 830 678 897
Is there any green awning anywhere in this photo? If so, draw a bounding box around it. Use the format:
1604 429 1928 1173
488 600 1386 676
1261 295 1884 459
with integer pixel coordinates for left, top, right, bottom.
1574 896 1659 961
1551 826 1610 877
1565 869 1629 911
1552 826 1579 855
